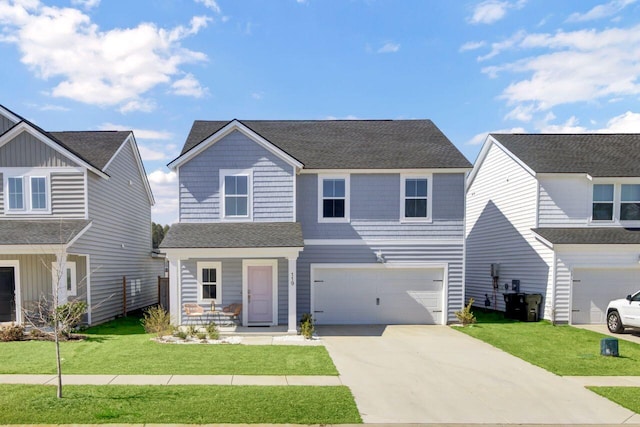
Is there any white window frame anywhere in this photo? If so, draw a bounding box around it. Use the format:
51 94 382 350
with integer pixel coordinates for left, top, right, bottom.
317 174 350 223
589 180 640 226
620 183 640 222
400 174 432 222
197 261 222 304
52 261 77 297
3 169 51 215
219 169 253 221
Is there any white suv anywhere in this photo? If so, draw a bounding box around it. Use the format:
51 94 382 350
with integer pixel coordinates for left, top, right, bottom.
606 291 640 333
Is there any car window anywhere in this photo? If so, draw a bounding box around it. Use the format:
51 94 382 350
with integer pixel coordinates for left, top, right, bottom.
632 292 640 302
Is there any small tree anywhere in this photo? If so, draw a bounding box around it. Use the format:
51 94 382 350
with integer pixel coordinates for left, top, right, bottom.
455 298 477 326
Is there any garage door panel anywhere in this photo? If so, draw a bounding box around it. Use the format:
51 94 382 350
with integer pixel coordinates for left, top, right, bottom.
572 268 640 324
313 266 444 325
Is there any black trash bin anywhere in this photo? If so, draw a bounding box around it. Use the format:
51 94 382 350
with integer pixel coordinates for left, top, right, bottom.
525 293 543 322
503 293 527 321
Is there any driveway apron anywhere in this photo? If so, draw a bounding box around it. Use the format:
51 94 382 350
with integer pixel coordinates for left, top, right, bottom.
318 325 636 424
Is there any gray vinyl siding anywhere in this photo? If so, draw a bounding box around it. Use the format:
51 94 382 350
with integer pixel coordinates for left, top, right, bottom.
180 258 289 325
0 131 78 167
179 130 295 222
50 172 86 218
0 114 16 134
465 143 554 318
69 141 163 325
297 173 465 239
0 172 3 214
0 254 87 318
296 243 464 323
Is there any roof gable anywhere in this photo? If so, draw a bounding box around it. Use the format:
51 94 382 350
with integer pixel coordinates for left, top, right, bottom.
172 119 472 170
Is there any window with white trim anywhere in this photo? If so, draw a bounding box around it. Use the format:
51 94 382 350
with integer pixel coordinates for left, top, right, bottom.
52 261 77 297
31 177 47 210
621 184 640 221
401 175 431 221
220 170 251 220
592 184 614 221
5 173 50 214
7 177 24 210
197 262 222 303
318 175 350 222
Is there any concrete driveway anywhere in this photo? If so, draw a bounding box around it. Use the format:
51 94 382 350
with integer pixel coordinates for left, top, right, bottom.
575 324 640 345
317 325 638 424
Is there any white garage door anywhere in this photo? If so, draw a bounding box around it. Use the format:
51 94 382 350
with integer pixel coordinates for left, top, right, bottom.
312 266 444 325
572 268 640 324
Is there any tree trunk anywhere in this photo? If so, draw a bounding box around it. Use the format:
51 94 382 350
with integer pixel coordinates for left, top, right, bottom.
55 322 62 399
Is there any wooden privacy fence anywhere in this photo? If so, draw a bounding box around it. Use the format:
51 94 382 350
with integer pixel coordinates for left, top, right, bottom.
158 276 170 311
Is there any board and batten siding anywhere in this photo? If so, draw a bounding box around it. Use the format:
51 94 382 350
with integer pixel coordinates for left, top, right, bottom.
538 176 590 227
297 173 465 240
0 114 16 134
179 130 295 223
69 140 163 325
554 245 640 324
465 142 555 317
296 243 464 323
0 131 78 168
180 258 289 325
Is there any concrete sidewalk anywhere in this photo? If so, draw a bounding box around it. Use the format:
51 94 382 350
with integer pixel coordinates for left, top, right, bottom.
0 374 342 386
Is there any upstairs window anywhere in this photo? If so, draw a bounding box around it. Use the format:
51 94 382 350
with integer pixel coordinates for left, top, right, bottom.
7 177 24 210
621 184 640 221
31 177 47 210
592 184 614 221
318 175 350 222
220 170 252 220
401 175 431 221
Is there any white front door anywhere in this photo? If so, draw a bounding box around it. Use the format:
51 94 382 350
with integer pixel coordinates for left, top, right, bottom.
247 265 274 324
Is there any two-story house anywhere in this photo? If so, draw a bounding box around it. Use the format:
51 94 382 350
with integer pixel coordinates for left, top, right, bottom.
160 119 471 332
0 105 164 325
466 133 640 325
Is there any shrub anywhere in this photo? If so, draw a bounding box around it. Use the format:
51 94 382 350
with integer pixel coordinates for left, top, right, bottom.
186 325 197 338
141 305 172 337
0 323 25 341
55 300 88 338
455 298 477 326
197 332 207 340
299 313 314 339
175 330 188 339
206 322 219 340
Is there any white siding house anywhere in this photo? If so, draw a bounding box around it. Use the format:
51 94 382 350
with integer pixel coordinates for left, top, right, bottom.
466 133 640 324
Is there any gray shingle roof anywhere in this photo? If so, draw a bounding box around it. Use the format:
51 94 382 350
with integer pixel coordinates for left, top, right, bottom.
0 220 91 245
49 131 131 171
160 222 304 248
492 134 640 177
179 120 471 169
532 227 640 245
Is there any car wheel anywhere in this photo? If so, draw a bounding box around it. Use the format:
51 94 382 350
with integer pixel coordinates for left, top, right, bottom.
607 310 624 333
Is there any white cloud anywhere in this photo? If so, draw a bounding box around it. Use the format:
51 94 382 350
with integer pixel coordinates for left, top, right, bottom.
97 122 173 140
171 73 208 98
251 91 264 100
25 102 70 111
377 42 400 54
566 0 637 23
468 0 526 25
148 169 179 224
601 111 640 132
70 0 100 10
459 41 486 52
324 115 360 120
535 111 640 133
194 0 221 13
118 99 157 114
538 115 587 133
468 127 526 145
477 30 526 61
480 25 640 113
504 104 534 122
0 1 209 111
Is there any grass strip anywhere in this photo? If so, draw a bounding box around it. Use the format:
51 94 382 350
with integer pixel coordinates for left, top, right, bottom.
0 384 362 424
455 311 640 376
589 387 640 413
1 316 337 375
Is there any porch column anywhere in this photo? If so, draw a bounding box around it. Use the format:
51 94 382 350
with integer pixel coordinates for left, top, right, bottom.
55 253 68 305
287 257 297 334
168 257 181 325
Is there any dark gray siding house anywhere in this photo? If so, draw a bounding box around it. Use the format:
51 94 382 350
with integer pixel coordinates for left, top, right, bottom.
0 104 164 325
161 119 471 332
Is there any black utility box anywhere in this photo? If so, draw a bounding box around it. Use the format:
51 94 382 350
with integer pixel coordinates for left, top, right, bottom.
503 292 527 321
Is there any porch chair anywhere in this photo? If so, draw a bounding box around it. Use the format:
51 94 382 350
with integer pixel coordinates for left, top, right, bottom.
183 303 205 325
212 302 242 326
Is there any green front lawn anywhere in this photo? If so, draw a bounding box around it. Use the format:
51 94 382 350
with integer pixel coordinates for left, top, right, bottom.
0 316 337 375
0 384 361 424
589 387 640 414
455 311 640 376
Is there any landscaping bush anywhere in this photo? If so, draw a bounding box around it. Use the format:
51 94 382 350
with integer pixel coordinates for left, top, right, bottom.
0 323 24 342
55 300 88 338
300 313 314 339
141 305 172 337
206 322 219 340
455 298 477 326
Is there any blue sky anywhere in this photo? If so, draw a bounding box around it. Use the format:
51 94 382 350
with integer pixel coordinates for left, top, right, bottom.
1 0 640 224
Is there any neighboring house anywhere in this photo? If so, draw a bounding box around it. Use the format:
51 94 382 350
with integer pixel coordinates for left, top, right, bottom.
466 133 640 325
160 119 471 332
0 105 164 325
